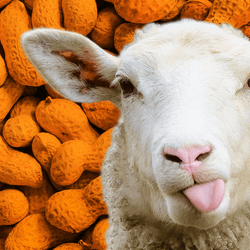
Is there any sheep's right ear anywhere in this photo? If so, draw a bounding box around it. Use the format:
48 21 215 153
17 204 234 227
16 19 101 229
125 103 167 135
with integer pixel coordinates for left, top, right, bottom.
21 28 121 106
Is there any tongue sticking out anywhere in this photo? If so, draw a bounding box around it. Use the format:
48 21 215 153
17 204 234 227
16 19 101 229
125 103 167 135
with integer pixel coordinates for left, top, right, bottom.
183 179 225 213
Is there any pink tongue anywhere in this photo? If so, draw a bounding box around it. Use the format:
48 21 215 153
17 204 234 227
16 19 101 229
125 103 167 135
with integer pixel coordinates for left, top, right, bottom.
183 179 225 213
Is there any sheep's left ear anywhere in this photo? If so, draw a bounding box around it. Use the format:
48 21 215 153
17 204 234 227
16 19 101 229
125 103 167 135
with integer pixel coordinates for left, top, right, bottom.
21 28 121 106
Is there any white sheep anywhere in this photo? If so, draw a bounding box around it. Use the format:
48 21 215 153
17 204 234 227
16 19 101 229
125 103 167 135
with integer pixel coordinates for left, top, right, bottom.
21 19 250 249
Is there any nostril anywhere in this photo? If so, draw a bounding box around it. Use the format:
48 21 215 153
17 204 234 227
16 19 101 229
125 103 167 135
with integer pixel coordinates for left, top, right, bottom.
163 145 211 164
196 152 210 162
164 154 182 163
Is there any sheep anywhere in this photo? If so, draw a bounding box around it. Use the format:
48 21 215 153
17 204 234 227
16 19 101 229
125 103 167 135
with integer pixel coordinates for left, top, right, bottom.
20 19 250 249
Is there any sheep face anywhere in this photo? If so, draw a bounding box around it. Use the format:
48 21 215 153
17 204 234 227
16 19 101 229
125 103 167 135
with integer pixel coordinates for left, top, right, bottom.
21 19 250 230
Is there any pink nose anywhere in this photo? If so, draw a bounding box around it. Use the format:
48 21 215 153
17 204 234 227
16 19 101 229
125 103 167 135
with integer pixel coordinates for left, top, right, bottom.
164 146 211 176
164 146 211 164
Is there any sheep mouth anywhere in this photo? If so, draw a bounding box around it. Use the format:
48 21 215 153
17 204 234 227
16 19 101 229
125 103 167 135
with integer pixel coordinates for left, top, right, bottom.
181 179 225 213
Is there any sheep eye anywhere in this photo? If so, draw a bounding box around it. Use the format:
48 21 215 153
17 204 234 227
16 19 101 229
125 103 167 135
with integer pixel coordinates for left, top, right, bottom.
244 78 250 90
248 79 250 88
119 78 136 97
243 78 250 89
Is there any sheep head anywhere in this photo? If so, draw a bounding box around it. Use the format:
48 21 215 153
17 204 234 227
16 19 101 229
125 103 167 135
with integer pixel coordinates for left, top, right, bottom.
21 19 250 230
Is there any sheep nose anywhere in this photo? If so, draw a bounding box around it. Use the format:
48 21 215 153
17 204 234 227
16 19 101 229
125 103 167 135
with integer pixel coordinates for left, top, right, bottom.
163 146 211 164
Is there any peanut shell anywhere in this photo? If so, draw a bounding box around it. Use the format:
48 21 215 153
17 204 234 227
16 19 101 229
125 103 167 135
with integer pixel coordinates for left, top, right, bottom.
5 212 79 250
0 135 43 188
0 0 45 86
3 114 41 147
45 176 108 233
0 189 29 226
35 97 99 143
0 76 25 122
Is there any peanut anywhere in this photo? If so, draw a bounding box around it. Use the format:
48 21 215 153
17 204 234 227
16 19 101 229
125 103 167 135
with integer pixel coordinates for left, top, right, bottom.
5 212 80 250
0 135 43 188
50 128 113 186
45 176 108 233
3 114 41 147
35 97 99 143
0 189 29 226
0 0 46 86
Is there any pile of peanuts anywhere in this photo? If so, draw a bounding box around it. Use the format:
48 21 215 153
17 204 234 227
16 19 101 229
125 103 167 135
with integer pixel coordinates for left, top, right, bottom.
1 0 250 249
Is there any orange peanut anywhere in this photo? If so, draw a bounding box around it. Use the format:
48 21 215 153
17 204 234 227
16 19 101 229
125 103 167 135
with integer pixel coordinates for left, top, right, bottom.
0 135 43 188
32 0 64 29
4 212 79 250
50 128 113 186
3 114 41 147
62 0 97 36
0 76 25 122
0 189 29 226
20 171 56 214
10 96 41 121
205 0 250 28
81 101 120 131
0 0 46 86
181 0 212 21
0 55 7 87
90 7 124 50
114 0 179 23
53 243 84 250
32 132 62 174
114 23 144 52
35 97 99 143
32 132 62 190
92 219 109 250
46 176 108 233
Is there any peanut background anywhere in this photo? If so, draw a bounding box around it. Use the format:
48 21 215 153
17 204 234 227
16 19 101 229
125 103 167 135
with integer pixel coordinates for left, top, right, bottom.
0 0 250 249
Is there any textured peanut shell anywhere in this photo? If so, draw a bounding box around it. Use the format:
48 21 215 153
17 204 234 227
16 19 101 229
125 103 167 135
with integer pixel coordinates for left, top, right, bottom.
32 0 64 29
181 0 212 21
0 0 45 86
32 132 62 190
64 171 100 190
81 101 120 131
35 97 99 143
3 114 41 147
0 76 25 122
92 219 109 250
0 189 29 226
4 212 79 250
0 0 12 8
32 132 61 174
114 23 144 52
90 7 124 50
51 128 113 186
62 0 97 36
114 0 178 23
205 0 250 28
19 171 55 214
240 24 250 38
161 0 185 21
10 96 41 120
0 55 7 87
0 136 43 187
46 176 108 233
53 243 84 250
